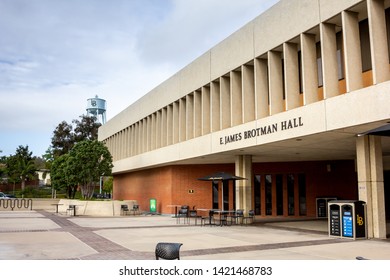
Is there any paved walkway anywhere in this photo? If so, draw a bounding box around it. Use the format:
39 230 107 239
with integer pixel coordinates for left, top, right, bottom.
1 210 390 260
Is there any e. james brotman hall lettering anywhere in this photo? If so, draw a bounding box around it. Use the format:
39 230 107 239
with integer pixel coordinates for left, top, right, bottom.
220 117 303 145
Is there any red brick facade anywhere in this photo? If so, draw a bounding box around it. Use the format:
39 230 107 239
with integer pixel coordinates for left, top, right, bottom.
113 160 357 218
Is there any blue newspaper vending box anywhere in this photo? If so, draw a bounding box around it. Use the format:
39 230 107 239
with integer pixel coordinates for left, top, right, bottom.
328 200 366 239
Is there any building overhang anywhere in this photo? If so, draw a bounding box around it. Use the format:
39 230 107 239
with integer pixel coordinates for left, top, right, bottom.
111 82 390 174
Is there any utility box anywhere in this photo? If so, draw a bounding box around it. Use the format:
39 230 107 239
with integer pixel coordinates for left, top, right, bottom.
316 197 337 218
328 200 366 239
149 198 157 213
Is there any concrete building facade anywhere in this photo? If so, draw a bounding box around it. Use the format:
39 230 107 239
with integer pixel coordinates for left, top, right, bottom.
98 0 390 239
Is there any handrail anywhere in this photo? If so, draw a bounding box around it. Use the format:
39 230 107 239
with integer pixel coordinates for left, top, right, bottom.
0 199 33 210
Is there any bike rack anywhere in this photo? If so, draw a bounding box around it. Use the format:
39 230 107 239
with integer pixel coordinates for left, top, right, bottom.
0 199 33 211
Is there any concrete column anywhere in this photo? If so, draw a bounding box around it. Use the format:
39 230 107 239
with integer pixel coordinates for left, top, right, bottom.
167 105 173 145
320 22 339 98
150 113 156 150
138 122 142 154
235 155 253 215
139 122 143 154
283 42 300 110
179 98 187 142
129 125 134 156
134 124 138 155
231 70 243 126
186 94 194 140
254 58 269 118
356 135 386 239
124 127 129 157
342 11 364 92
367 0 390 84
211 80 220 132
146 116 151 152
201 86 211 135
242 64 255 122
143 119 147 153
220 75 231 129
301 33 319 105
156 111 161 149
120 129 124 159
140 120 144 154
268 51 284 115
161 107 167 147
194 90 202 138
139 120 143 153
115 132 120 160
173 101 179 144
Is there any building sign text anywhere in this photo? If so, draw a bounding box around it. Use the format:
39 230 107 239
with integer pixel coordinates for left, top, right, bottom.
220 117 303 145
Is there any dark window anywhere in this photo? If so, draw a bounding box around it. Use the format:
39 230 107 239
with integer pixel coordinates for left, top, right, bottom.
254 175 261 215
265 175 272 215
212 182 219 210
287 174 295 216
298 174 307 215
359 19 372 72
386 8 390 63
232 181 236 210
276 174 283 215
336 31 345 80
298 51 303 93
282 58 285 100
316 42 323 87
223 181 229 210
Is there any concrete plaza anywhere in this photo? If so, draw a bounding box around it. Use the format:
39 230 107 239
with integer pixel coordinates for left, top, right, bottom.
1 210 390 260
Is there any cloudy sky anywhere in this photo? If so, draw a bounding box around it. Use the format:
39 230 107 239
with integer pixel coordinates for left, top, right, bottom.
0 0 278 157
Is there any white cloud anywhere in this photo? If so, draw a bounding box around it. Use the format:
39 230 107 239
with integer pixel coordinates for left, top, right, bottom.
0 0 279 157
136 0 278 66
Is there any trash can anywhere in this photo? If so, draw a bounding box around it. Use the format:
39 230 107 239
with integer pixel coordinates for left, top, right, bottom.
149 198 157 213
328 200 366 239
316 197 337 218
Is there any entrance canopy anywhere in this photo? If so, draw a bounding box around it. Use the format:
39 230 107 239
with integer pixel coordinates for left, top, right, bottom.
198 171 246 211
198 171 247 182
358 123 390 137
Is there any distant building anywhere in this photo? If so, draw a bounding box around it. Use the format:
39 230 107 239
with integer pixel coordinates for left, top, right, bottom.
99 0 390 239
37 170 51 186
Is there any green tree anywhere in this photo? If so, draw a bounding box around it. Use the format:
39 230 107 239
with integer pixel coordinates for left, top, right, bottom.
103 176 113 196
72 115 101 143
51 154 78 198
50 115 101 158
51 120 74 157
67 140 113 199
6 145 36 193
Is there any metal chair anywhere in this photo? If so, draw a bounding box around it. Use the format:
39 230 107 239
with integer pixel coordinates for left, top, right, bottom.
218 210 230 226
228 209 244 225
131 204 140 215
201 210 216 226
120 204 129 215
155 242 183 260
242 210 255 225
67 205 76 216
188 209 202 225
176 205 189 224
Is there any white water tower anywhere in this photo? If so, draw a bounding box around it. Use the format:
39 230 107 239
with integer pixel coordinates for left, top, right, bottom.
86 95 107 124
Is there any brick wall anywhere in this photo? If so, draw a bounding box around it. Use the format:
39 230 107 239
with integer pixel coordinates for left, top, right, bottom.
113 160 357 217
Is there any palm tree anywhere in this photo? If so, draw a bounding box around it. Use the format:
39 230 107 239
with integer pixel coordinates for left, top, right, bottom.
17 156 36 192
6 146 37 195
